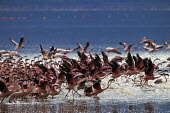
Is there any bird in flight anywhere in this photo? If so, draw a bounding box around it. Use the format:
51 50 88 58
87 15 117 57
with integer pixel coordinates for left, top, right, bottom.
77 41 93 53
118 42 133 52
9 36 29 51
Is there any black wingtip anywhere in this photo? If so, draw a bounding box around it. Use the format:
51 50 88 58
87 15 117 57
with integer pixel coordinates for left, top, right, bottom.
0 80 6 92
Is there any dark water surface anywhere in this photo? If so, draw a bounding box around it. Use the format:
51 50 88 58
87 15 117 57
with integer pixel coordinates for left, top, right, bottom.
0 10 170 53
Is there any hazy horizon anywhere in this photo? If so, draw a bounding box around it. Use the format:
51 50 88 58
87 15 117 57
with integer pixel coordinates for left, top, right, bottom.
0 0 170 11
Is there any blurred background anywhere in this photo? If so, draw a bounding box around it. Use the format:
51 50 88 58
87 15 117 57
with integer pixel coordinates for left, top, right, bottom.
0 0 170 53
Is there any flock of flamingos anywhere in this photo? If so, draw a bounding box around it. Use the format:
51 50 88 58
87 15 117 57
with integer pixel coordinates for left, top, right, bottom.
0 36 170 103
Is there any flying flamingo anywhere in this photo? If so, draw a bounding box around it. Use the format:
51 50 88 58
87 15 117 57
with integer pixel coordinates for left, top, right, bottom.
105 47 122 54
4 50 21 57
54 47 80 54
77 41 93 53
109 60 124 81
141 59 166 86
118 42 133 52
9 36 29 51
164 41 170 50
140 37 164 50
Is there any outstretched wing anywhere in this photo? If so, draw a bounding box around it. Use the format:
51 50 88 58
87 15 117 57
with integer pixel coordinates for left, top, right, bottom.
77 42 83 50
19 36 24 46
118 42 127 48
9 37 19 46
72 46 80 51
126 52 134 68
40 44 46 55
36 64 48 74
164 41 169 46
49 46 55 52
145 59 154 75
0 80 7 92
84 41 90 50
109 60 119 73
40 44 43 51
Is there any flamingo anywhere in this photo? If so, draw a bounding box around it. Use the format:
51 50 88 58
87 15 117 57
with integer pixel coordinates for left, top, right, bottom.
77 41 93 53
111 56 124 62
8 89 24 103
167 57 170 61
141 37 164 51
86 79 114 96
101 51 109 65
105 47 122 54
49 84 61 98
143 46 157 53
164 41 170 50
141 59 166 86
63 72 79 98
9 36 29 51
118 42 133 52
4 50 21 57
84 86 93 96
109 60 124 80
39 44 49 58
54 47 79 54
0 80 14 103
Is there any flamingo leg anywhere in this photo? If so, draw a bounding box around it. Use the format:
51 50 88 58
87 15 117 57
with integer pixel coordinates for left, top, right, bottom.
65 89 71 98
1 97 5 103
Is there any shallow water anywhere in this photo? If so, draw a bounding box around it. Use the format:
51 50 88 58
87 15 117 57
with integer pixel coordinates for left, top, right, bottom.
1 86 170 113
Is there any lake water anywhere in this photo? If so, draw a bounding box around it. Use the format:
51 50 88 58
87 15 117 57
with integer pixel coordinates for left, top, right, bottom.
0 7 170 113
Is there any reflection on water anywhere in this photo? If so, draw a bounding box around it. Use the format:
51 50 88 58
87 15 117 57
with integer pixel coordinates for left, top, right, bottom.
0 98 169 113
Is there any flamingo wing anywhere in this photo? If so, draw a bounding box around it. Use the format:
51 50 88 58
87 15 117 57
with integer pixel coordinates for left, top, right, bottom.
0 80 7 92
9 38 19 46
49 46 55 52
126 52 134 68
36 64 48 74
84 41 90 50
109 60 119 73
118 42 127 48
40 44 46 55
145 59 154 75
19 36 24 46
77 42 83 50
